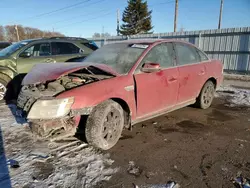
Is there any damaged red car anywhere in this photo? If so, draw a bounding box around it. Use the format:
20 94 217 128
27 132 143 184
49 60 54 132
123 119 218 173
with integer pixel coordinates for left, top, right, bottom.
17 40 223 150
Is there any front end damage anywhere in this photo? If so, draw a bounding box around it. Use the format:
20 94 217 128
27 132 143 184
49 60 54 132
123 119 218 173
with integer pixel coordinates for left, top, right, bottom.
17 66 114 139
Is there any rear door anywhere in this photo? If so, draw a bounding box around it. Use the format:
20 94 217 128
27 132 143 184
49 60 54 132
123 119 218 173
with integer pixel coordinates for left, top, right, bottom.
134 43 179 118
51 42 83 62
174 42 206 103
16 42 55 74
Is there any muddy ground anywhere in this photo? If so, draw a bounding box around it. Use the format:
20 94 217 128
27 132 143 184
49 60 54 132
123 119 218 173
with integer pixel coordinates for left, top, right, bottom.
102 97 250 188
1 87 250 188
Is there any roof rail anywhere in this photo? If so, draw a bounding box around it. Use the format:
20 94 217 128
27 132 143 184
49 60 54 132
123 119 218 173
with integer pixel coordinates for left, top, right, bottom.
49 37 88 41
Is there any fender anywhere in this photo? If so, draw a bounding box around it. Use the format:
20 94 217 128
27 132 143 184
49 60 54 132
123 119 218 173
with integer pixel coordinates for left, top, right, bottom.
56 75 137 119
0 57 17 79
0 65 16 79
196 77 217 98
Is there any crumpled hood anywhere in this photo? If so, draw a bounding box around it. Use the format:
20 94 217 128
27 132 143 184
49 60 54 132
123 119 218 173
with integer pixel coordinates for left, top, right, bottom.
22 62 119 85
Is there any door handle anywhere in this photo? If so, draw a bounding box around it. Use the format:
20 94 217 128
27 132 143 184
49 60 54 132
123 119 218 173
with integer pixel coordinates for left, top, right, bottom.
198 70 205 76
168 77 177 83
45 58 56 63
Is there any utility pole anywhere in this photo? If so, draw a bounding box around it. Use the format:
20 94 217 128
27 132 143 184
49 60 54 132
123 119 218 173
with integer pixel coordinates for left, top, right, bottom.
218 0 224 29
174 0 178 32
117 9 120 36
102 26 104 38
15 25 20 41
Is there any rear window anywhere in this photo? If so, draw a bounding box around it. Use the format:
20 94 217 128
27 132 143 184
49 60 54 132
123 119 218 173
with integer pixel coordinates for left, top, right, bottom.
175 43 201 65
197 49 209 61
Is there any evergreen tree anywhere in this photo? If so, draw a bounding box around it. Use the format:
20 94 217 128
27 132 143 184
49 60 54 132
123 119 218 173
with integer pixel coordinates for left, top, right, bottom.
120 0 153 35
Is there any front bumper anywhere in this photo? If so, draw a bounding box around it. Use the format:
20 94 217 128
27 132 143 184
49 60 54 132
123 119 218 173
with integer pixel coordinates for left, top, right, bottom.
17 85 93 123
28 115 81 137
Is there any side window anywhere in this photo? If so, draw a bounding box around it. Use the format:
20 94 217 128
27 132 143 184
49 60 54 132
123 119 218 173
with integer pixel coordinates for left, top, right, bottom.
197 49 209 61
51 42 81 55
175 43 201 65
23 43 51 57
140 43 174 69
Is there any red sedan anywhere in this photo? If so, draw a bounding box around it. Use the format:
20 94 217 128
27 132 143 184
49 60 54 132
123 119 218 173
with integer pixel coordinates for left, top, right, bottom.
17 39 223 150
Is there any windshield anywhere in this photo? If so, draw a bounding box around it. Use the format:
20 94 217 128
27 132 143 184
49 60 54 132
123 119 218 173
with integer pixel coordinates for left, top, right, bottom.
0 41 30 57
83 43 148 74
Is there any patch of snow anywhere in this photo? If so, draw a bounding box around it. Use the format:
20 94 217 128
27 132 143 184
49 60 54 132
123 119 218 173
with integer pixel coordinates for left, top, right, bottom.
0 104 118 188
216 86 250 107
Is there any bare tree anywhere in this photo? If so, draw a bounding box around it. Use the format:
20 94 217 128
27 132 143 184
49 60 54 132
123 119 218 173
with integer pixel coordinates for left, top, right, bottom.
16 25 25 41
92 32 111 38
0 26 5 41
43 31 64 38
5 25 17 42
3 25 65 42
92 32 101 38
179 26 185 32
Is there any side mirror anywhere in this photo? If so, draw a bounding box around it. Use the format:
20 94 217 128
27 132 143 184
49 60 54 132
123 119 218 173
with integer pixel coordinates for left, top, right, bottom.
141 62 161 73
19 52 31 58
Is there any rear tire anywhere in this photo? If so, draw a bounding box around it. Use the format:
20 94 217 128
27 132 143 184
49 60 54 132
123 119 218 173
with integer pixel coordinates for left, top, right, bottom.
0 74 11 102
85 100 124 150
195 80 215 109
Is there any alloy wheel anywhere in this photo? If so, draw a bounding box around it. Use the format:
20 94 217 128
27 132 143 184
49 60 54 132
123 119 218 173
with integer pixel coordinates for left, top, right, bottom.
0 82 6 101
102 109 121 144
202 84 215 106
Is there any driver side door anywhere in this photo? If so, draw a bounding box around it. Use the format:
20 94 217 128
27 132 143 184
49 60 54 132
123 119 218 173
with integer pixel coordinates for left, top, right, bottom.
133 43 179 118
16 42 56 74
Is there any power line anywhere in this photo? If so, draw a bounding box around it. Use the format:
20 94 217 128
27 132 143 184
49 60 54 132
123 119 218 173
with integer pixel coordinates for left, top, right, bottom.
47 7 108 26
12 0 91 23
33 0 91 18
150 0 176 7
56 11 113 30
47 0 107 21
53 9 109 25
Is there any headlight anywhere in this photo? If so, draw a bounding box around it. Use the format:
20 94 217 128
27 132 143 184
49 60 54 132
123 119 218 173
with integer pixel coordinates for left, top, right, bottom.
27 97 74 119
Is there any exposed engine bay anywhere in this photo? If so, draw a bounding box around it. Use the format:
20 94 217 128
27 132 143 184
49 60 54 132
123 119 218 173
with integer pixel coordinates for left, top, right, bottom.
17 66 114 113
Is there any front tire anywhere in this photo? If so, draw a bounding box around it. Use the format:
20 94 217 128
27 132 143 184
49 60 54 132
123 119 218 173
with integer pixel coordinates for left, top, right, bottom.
195 80 215 109
85 100 124 150
0 74 11 102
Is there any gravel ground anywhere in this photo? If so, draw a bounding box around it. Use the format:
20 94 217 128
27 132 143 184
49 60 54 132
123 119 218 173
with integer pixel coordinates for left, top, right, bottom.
0 86 250 188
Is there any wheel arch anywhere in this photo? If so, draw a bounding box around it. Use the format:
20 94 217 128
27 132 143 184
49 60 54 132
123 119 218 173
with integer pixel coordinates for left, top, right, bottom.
111 98 131 129
196 77 217 98
74 97 132 129
0 66 15 80
207 77 217 89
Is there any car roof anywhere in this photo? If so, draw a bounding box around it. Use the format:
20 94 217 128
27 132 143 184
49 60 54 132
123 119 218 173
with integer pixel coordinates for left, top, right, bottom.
19 37 89 44
113 39 195 46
